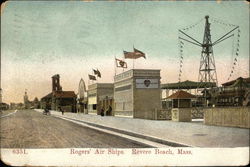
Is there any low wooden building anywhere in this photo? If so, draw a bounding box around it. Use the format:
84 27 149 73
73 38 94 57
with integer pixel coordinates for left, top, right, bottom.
51 91 76 112
167 90 196 108
40 93 52 109
167 90 195 122
41 74 77 112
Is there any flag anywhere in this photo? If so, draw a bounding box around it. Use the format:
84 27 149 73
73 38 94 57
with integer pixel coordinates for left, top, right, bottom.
134 47 146 59
123 51 136 59
115 58 127 68
93 69 101 78
88 74 96 80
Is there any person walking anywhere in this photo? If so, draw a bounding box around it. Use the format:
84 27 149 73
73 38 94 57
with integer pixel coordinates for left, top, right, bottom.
59 107 64 115
100 108 104 116
107 105 112 116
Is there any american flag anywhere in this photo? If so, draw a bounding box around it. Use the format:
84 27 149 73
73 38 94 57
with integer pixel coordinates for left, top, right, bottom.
134 48 146 59
123 51 136 59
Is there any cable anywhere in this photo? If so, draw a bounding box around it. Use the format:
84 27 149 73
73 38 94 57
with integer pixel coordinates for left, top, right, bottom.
181 18 203 32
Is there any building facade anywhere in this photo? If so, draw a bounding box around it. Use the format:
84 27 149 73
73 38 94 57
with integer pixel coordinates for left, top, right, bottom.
207 77 250 106
87 83 114 115
114 69 161 119
41 74 77 112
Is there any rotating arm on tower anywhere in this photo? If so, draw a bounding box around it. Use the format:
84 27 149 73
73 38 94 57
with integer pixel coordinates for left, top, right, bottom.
212 26 239 46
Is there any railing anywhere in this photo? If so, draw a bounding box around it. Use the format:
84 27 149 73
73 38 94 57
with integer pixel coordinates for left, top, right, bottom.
153 109 171 120
155 107 204 120
191 107 204 119
243 89 250 106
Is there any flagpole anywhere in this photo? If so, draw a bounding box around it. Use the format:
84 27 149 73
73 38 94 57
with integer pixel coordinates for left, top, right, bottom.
122 56 125 72
123 49 125 71
95 68 97 83
114 56 117 77
92 70 94 84
133 45 135 69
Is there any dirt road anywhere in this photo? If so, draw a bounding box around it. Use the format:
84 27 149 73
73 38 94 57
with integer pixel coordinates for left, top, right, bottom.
0 110 150 148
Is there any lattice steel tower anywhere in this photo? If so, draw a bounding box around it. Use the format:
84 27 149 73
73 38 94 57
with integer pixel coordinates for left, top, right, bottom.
198 15 218 86
179 15 239 88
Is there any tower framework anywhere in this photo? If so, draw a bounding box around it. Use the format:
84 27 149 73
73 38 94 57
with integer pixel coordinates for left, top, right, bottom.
198 16 218 86
179 15 239 87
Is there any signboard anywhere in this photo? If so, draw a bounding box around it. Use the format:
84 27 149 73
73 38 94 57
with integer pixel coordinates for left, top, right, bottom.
88 97 97 105
136 79 159 89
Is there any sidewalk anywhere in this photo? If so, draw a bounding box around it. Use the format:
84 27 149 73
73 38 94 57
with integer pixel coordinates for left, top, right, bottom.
37 109 249 148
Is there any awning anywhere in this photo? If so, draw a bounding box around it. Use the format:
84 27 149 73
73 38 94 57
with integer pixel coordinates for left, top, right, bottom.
161 80 216 89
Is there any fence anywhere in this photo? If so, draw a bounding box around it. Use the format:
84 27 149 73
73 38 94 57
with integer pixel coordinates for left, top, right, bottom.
204 107 250 128
153 109 171 120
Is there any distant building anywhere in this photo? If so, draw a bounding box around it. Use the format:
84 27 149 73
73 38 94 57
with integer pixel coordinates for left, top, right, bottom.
41 74 77 112
23 90 40 109
23 90 30 109
114 69 161 119
32 97 40 109
87 83 114 115
0 102 9 110
9 102 23 110
161 80 216 108
208 77 250 106
52 90 77 112
41 93 52 109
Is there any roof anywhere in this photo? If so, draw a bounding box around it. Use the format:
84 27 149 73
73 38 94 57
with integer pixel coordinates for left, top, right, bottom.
161 80 216 89
0 102 9 106
41 91 76 100
222 77 250 87
167 90 196 99
53 91 76 98
41 92 52 100
88 83 114 90
52 74 60 78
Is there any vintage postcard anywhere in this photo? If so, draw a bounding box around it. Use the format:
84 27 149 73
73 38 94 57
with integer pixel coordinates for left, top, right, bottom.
0 0 249 166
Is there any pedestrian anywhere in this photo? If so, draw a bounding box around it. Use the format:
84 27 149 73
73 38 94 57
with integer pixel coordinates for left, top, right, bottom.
59 107 64 115
107 105 112 116
100 108 104 117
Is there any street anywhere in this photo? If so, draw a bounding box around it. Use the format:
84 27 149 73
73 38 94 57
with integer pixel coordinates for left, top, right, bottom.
0 110 150 148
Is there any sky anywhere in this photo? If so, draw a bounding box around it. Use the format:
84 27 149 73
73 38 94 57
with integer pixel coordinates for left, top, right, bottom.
1 0 249 104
